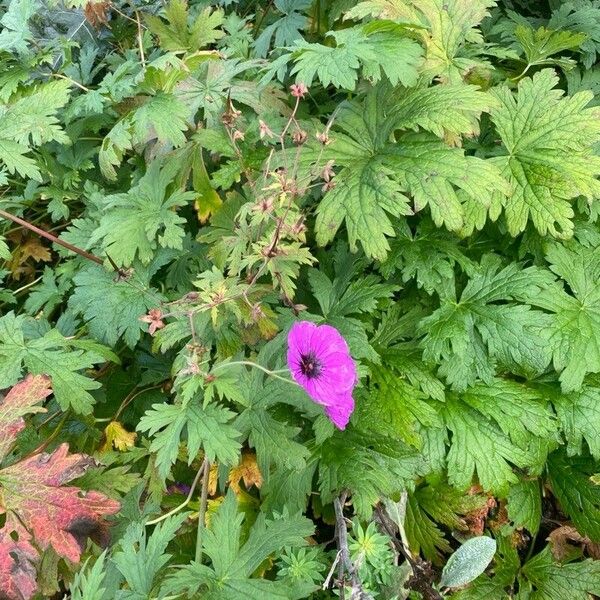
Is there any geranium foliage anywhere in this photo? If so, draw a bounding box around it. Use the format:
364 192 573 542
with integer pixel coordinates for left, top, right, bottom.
4 0 600 598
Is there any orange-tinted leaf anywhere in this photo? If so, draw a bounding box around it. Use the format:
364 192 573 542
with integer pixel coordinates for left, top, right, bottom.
208 462 219 496
0 374 51 462
228 450 263 494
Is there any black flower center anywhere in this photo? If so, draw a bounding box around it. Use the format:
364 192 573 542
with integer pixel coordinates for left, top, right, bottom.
299 352 322 379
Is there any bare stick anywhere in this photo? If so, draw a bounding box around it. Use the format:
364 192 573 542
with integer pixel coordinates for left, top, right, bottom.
135 11 146 68
333 496 373 600
0 209 104 266
195 457 211 564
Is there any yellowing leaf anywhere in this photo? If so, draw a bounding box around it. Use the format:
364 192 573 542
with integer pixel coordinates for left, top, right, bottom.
228 451 263 494
101 421 137 452
208 462 218 496
193 150 222 223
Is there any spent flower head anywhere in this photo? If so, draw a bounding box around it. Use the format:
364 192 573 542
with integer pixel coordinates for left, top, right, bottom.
290 82 308 98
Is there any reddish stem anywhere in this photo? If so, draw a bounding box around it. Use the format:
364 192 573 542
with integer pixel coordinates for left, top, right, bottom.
0 208 104 266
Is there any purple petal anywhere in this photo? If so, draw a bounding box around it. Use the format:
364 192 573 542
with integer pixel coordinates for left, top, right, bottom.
310 324 351 359
287 321 317 358
324 394 355 430
287 320 358 417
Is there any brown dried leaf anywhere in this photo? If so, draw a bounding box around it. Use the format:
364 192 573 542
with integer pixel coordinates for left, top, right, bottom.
228 451 263 494
548 525 600 561
84 0 111 27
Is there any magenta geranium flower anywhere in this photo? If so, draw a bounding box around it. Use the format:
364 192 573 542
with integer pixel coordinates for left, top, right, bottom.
287 321 357 430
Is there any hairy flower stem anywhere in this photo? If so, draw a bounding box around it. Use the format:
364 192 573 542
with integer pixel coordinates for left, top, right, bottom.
212 360 298 385
195 458 211 564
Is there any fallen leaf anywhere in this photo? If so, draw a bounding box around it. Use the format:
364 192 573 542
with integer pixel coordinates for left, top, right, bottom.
84 0 111 27
101 421 137 452
19 238 51 264
548 525 600 561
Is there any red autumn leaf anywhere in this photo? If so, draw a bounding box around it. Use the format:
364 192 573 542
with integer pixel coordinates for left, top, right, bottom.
0 373 51 462
0 375 121 600
0 518 38 600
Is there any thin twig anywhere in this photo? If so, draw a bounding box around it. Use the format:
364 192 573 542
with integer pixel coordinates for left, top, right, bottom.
113 383 166 422
24 412 70 458
51 72 90 92
0 209 104 266
135 11 146 68
195 458 211 564
323 550 341 590
146 462 205 526
12 275 43 295
374 504 443 600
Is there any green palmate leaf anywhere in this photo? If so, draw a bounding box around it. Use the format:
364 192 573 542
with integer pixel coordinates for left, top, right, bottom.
162 490 313 599
235 407 310 481
507 478 542 534
419 256 554 390
354 369 441 447
547 449 600 542
0 312 114 414
112 513 189 598
69 263 165 348
405 477 487 564
515 25 587 69
381 220 474 296
552 382 600 459
527 243 600 392
382 344 446 402
131 93 190 148
91 160 195 267
348 0 495 80
0 0 37 54
313 88 505 260
318 430 426 518
260 459 317 514
69 553 107 600
286 22 423 90
254 0 310 58
145 0 224 52
548 0 600 68
442 378 556 495
388 81 495 138
138 401 242 480
0 80 70 180
490 69 600 238
521 546 600 599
